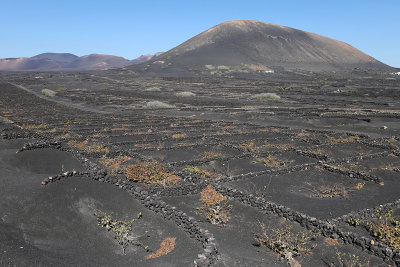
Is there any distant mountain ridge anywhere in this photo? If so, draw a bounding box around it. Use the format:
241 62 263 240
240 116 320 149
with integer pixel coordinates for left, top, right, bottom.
32 53 79 63
0 52 162 71
131 19 393 74
131 52 164 64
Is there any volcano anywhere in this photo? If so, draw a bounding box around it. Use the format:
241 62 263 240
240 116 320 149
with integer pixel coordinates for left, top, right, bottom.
134 20 391 73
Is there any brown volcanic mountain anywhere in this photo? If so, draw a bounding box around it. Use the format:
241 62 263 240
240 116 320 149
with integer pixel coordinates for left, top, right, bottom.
136 20 391 72
0 57 63 71
32 53 79 63
0 53 131 71
63 54 130 70
131 52 164 64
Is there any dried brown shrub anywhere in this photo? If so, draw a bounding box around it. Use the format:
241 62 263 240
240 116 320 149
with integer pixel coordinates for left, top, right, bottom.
255 223 316 257
172 133 187 139
22 124 46 130
126 162 180 186
314 165 324 172
67 140 88 149
305 182 349 199
202 151 223 159
368 209 400 249
99 156 131 172
44 128 57 133
145 237 176 259
200 185 227 206
309 148 325 155
92 133 104 138
297 131 310 137
67 140 109 154
57 133 71 139
326 135 360 143
185 166 220 179
239 141 258 152
22 124 53 133
324 237 339 246
254 155 292 168
198 185 231 224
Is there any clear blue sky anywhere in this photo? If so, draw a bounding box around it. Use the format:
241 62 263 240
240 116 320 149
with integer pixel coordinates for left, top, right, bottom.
2 0 399 67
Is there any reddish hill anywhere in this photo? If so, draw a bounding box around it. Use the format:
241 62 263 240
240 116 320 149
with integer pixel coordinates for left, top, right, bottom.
131 52 164 64
0 53 132 71
63 54 130 70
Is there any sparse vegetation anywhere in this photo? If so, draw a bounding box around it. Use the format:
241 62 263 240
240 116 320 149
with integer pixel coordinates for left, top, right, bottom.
305 182 349 198
3 60 400 267
185 166 219 179
297 131 310 137
95 211 147 254
41 89 56 97
197 185 231 224
326 135 360 143
57 133 71 139
332 250 371 267
22 124 46 130
250 92 281 100
239 141 258 152
355 182 365 190
205 65 231 70
309 147 326 155
255 223 316 258
240 141 291 152
254 154 292 168
67 140 109 154
126 162 180 186
99 155 132 173
325 237 339 246
202 151 223 159
347 217 362 227
368 209 400 249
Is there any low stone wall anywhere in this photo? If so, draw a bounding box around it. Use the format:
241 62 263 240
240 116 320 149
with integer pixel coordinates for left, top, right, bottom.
215 185 400 266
